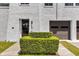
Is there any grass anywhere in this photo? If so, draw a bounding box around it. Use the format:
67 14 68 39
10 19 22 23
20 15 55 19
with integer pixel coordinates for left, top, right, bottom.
60 41 79 56
0 41 15 53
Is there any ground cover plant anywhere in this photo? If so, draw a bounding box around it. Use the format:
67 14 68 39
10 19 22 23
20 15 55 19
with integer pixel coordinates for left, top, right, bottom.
60 41 79 56
0 41 15 53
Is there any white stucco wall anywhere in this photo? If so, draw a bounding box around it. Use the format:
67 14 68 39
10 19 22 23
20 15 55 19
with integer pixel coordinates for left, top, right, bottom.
39 3 56 32
6 3 79 42
7 3 40 42
57 3 79 20
0 7 9 41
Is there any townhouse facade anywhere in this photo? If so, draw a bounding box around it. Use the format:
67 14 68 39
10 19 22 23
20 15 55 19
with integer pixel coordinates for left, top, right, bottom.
0 3 79 42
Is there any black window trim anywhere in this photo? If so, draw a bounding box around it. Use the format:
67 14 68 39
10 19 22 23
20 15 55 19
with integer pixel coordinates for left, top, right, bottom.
51 26 59 28
65 3 74 6
61 26 68 28
75 3 79 6
19 3 30 6
44 3 53 8
77 26 79 28
0 3 9 6
44 3 53 6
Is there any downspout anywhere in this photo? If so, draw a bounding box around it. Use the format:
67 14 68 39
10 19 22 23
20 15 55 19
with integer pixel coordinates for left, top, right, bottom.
38 3 41 32
56 3 58 20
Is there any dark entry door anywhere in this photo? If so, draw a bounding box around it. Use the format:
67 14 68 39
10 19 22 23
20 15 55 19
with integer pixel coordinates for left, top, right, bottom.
22 19 29 36
50 21 70 40
77 21 79 40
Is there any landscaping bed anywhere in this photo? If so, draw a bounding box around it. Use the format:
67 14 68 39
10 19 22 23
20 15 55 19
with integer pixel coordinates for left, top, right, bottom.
60 41 79 56
19 32 59 55
0 41 15 53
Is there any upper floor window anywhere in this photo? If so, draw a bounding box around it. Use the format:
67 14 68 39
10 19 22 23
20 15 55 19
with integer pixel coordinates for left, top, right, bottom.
75 3 79 6
0 3 9 6
65 3 73 6
20 3 29 6
44 3 53 6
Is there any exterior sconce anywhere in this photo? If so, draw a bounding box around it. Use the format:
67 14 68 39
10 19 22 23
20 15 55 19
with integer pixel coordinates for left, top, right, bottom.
31 21 33 32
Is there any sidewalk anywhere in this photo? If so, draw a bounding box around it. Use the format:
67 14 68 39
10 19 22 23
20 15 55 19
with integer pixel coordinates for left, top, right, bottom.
0 43 20 56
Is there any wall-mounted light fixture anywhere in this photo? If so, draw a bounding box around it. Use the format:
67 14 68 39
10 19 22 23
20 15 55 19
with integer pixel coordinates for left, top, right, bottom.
31 21 33 32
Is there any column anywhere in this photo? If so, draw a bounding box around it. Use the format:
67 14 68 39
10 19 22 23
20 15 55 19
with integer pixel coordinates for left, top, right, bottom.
71 20 77 41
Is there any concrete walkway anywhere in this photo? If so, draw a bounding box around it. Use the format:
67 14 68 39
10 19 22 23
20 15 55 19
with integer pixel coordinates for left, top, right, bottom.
0 43 20 56
58 43 74 56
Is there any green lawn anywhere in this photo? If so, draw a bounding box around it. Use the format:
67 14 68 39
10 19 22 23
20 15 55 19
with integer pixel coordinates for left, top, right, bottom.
60 41 79 56
0 41 15 53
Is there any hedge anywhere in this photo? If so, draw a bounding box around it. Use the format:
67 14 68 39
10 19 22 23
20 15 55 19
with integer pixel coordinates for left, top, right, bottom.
29 32 53 38
20 36 59 54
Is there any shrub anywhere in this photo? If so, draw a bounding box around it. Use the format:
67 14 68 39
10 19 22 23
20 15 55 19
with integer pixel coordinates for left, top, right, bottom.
29 32 53 38
20 36 59 54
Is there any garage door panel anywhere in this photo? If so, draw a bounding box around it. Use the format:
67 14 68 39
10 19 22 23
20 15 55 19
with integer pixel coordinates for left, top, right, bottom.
56 31 68 39
50 21 70 40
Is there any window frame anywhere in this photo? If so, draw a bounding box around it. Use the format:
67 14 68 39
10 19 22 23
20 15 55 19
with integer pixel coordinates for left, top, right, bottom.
0 3 9 6
44 3 53 6
51 26 59 29
75 3 79 6
61 26 68 28
19 3 29 6
65 3 74 6
44 3 53 8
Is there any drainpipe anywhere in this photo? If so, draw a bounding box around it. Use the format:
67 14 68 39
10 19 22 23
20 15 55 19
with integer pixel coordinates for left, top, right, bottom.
71 20 77 41
56 3 58 20
31 21 33 32
38 4 41 32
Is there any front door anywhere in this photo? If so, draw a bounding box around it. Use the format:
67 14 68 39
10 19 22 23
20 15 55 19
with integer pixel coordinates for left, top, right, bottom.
22 19 29 36
77 21 79 40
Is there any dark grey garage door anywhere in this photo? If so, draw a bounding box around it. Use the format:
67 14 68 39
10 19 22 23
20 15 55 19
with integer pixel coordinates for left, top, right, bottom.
50 21 70 40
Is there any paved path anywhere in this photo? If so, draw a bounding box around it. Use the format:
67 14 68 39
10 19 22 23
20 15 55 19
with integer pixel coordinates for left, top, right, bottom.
0 43 20 56
58 43 74 56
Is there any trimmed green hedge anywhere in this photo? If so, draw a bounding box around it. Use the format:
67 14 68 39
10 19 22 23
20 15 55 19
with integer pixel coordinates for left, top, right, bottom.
29 32 53 38
20 36 59 54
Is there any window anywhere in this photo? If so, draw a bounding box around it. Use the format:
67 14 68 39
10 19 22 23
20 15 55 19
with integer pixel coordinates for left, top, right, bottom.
20 3 29 6
75 3 79 6
61 26 68 28
51 26 58 28
0 3 9 6
65 3 73 6
77 26 79 28
44 3 53 6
